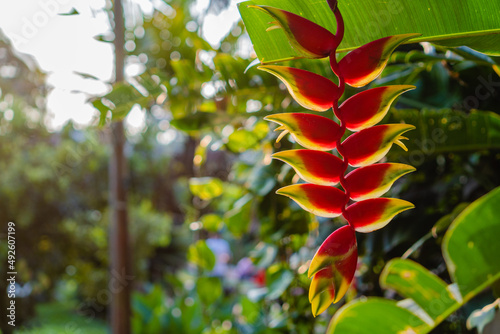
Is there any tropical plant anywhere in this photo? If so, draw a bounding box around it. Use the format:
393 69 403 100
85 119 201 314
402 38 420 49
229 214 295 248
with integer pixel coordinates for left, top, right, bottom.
327 186 500 333
242 0 419 316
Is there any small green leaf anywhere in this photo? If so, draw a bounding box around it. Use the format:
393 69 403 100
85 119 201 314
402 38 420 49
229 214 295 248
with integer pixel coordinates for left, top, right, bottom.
266 269 294 300
187 240 216 271
240 296 261 324
250 243 278 269
59 8 79 16
196 277 222 305
380 259 458 323
224 194 253 237
74 71 99 80
327 298 431 334
189 177 224 200
227 129 260 153
201 214 223 232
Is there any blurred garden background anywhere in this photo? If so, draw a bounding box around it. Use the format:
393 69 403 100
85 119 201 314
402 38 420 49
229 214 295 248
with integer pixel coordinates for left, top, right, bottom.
1 0 500 333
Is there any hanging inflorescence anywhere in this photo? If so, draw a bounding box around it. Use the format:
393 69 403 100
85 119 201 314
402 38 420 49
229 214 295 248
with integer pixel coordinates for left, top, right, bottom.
250 0 419 316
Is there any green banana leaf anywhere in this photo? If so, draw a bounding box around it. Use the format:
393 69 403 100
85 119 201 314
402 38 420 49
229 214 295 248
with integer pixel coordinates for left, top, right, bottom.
239 0 500 63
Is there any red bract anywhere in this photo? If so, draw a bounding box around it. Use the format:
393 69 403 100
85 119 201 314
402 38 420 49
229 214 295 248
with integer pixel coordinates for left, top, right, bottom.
344 198 414 233
250 5 339 58
249 0 417 317
341 124 415 167
276 184 346 218
308 225 357 315
264 113 342 150
258 65 338 111
272 150 344 186
338 33 421 87
339 85 415 131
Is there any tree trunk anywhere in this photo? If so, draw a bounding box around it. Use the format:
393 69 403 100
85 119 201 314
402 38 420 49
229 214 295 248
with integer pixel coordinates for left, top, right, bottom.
110 0 131 333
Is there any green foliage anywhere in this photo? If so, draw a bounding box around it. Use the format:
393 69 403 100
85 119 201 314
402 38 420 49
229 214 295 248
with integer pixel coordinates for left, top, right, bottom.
196 276 223 305
239 0 500 63
187 240 216 271
3 0 500 332
189 177 225 201
15 302 107 334
328 187 500 333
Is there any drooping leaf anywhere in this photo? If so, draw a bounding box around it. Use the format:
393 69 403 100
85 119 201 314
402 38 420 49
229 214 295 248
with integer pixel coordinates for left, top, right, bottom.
265 113 341 150
249 5 339 58
326 298 431 334
239 0 500 63
308 225 357 315
276 183 346 218
443 186 500 301
341 124 415 167
344 163 415 201
272 149 344 185
339 85 415 131
344 198 414 233
338 34 420 87
380 259 459 323
258 65 337 111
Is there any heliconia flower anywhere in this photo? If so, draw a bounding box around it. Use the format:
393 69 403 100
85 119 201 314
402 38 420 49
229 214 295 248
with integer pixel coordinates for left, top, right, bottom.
344 163 416 201
272 150 344 186
249 5 339 58
276 184 346 217
264 113 342 150
242 0 418 315
258 65 338 111
308 225 357 315
338 85 415 131
341 124 415 167
338 33 421 87
344 198 414 233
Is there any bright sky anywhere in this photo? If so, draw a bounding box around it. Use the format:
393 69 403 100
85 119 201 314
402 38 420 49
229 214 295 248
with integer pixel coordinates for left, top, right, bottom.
0 0 243 131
